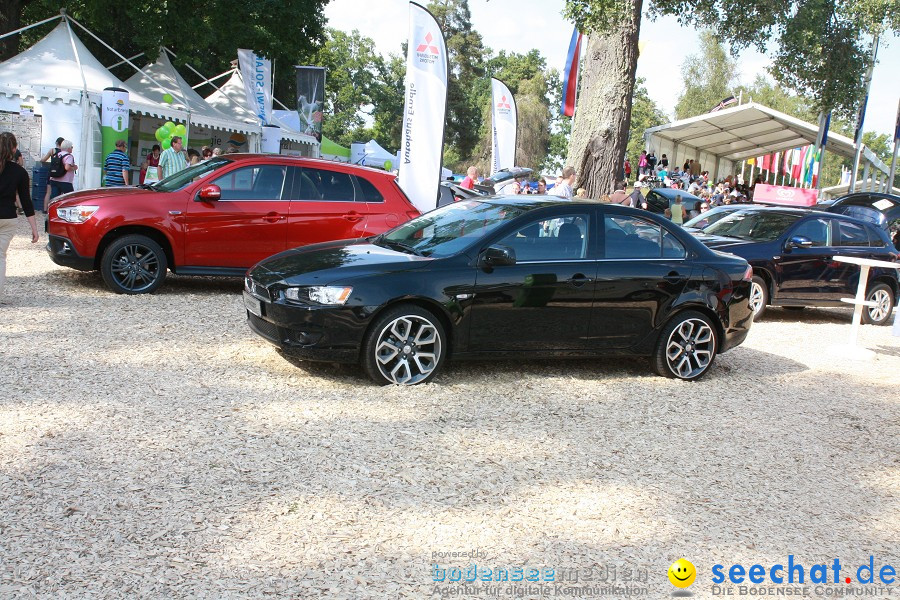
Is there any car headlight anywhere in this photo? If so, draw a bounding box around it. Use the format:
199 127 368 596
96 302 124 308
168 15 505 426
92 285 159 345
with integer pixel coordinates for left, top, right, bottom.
284 286 353 305
56 206 99 223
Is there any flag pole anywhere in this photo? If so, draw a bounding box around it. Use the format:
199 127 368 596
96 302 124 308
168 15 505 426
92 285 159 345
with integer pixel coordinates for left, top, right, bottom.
889 99 899 191
850 32 879 193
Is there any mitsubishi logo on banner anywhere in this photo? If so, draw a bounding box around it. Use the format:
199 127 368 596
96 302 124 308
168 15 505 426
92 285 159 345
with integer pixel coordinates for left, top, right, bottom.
417 32 440 54
497 96 511 111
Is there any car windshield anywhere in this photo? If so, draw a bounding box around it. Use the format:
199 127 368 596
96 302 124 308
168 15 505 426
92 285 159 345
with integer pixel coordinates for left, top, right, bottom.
152 158 232 192
702 211 801 241
377 200 529 257
684 208 745 229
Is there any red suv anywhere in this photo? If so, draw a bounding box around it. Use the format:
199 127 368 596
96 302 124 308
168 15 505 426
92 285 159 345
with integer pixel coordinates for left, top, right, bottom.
47 155 420 294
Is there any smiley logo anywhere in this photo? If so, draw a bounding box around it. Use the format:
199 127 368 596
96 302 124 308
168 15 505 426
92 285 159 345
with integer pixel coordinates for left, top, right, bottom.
668 558 696 588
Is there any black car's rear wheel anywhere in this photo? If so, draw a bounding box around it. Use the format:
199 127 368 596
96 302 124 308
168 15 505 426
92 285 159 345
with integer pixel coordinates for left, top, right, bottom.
749 276 768 320
100 234 167 294
362 304 446 385
862 283 895 326
653 311 718 381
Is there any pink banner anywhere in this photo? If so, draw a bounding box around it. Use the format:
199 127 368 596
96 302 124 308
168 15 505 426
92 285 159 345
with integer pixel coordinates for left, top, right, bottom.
753 184 818 207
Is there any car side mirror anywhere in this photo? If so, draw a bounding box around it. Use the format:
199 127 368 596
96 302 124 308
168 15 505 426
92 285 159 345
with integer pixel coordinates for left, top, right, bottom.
481 244 516 267
196 184 221 202
786 235 814 250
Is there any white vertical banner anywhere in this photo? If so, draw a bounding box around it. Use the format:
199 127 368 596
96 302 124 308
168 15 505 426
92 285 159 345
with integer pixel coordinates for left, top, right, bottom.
237 49 273 126
398 2 448 213
490 78 517 175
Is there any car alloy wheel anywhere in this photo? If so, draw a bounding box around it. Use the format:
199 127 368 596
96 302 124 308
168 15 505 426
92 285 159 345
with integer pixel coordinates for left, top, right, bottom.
653 311 718 381
748 276 768 320
862 283 895 326
100 234 168 294
363 304 445 385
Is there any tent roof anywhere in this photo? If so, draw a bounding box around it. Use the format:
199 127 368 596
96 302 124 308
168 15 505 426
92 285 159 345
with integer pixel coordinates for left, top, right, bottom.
124 50 254 134
0 21 184 122
644 102 886 170
207 71 317 146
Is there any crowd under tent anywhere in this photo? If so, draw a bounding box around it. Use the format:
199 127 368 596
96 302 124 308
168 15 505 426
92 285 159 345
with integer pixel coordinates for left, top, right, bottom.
0 18 188 189
204 70 318 156
124 49 256 161
643 102 891 193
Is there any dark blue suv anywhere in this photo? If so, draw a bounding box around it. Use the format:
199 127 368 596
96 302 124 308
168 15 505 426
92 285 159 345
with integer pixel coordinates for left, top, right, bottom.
693 207 898 324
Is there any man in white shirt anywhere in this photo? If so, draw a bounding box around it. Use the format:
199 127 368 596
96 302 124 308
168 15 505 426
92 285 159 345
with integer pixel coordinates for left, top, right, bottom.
550 166 576 200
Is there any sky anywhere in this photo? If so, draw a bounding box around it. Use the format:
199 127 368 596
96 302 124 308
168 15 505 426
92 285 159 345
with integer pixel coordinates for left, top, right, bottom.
323 0 900 141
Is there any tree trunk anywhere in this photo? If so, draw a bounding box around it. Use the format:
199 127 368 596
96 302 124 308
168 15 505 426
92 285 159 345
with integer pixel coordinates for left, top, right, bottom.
0 0 30 62
566 0 642 198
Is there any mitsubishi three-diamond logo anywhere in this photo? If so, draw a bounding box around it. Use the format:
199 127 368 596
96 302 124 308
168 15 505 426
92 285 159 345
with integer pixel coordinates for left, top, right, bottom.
497 96 511 109
417 32 440 54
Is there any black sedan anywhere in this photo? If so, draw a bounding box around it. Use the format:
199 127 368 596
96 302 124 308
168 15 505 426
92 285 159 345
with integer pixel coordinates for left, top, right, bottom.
643 187 704 217
694 207 899 324
244 198 754 385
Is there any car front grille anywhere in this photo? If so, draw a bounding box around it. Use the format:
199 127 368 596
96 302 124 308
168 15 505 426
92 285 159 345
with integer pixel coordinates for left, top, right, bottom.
248 313 280 342
244 277 271 301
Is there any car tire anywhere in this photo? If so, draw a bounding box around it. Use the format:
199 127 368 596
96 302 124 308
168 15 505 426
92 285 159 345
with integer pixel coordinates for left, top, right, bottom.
749 275 768 320
861 283 895 326
652 311 718 381
362 304 446 385
100 234 168 294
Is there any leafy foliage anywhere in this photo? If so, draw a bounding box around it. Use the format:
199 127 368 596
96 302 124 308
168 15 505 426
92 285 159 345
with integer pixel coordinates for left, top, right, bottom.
673 31 739 120
628 78 666 164
14 0 328 104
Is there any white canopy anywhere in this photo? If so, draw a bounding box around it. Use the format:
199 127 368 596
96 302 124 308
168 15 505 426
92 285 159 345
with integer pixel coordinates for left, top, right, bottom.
644 102 889 182
205 70 317 146
124 50 254 134
0 21 185 122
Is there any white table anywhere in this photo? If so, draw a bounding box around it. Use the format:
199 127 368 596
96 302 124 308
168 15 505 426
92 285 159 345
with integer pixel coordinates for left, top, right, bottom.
833 255 900 352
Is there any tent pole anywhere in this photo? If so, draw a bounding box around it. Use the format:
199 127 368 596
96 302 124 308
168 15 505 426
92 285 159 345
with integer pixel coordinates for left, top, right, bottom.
188 68 233 90
107 52 145 70
0 14 62 41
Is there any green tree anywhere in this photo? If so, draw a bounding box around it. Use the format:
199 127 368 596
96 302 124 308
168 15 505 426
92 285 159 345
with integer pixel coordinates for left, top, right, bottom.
627 78 666 167
13 0 329 104
313 28 385 147
369 53 406 151
674 31 739 120
427 0 486 161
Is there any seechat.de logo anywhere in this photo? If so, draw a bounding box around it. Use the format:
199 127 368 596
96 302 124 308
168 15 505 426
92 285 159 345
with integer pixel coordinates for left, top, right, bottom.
669 558 697 590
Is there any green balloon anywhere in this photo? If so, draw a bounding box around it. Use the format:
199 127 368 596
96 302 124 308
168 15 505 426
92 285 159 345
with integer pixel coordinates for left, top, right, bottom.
383 160 392 171
155 127 166 142
164 121 176 132
162 137 171 150
162 93 174 104
174 124 187 136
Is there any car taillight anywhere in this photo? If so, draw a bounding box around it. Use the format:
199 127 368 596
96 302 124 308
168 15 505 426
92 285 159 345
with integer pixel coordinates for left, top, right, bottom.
742 265 753 281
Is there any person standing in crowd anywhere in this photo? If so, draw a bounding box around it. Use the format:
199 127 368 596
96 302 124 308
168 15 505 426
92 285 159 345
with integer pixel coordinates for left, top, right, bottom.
0 132 39 300
638 150 648 176
187 148 201 166
659 153 669 169
575 188 587 199
668 195 686 225
41 136 64 206
103 139 130 187
460 166 478 190
141 144 161 184
201 146 212 160
537 178 547 194
647 150 657 173
610 180 628 205
158 136 187 179
212 147 222 157
623 157 632 183
629 182 646 209
48 139 77 200
550 166 576 200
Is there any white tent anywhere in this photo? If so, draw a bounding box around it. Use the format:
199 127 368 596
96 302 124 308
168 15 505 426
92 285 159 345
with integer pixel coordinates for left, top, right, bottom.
0 20 192 188
205 70 318 153
124 49 253 135
361 139 397 169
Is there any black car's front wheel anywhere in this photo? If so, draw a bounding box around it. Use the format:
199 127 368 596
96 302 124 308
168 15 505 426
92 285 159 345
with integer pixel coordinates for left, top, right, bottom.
862 283 895 326
653 311 718 381
100 234 167 294
362 304 446 385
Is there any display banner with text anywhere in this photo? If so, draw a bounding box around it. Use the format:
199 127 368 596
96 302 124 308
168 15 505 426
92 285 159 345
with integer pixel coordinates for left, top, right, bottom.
398 2 448 213
237 49 272 126
490 78 517 176
295 66 325 137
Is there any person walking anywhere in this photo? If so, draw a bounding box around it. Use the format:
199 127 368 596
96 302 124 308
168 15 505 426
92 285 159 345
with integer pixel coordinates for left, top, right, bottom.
158 136 187 179
623 158 632 183
668 195 686 225
0 132 39 300
48 139 77 200
103 139 130 187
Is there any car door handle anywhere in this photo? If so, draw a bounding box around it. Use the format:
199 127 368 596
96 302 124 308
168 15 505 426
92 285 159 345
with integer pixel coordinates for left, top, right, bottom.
567 273 591 287
664 271 686 284
263 212 286 223
342 212 364 222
